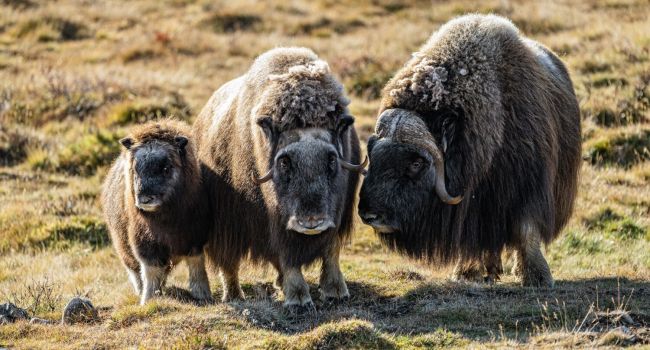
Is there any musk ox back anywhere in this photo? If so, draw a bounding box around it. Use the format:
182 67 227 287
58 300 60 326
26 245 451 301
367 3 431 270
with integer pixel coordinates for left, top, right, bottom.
193 47 364 309
358 14 581 287
102 120 211 305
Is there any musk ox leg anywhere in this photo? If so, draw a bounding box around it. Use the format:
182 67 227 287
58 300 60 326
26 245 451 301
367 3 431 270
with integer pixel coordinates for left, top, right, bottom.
140 264 167 305
127 267 142 295
452 251 502 284
271 261 283 290
282 267 314 310
319 246 349 302
220 261 244 302
483 250 503 284
513 220 554 288
185 254 213 303
451 259 484 283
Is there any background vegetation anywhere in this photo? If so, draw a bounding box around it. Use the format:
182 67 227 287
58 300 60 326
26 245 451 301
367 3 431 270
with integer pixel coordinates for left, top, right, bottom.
0 0 648 348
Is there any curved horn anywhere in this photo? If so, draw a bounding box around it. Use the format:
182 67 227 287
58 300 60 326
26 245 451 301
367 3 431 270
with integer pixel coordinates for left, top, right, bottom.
431 153 462 205
252 168 273 184
340 155 368 175
380 108 463 205
416 138 462 205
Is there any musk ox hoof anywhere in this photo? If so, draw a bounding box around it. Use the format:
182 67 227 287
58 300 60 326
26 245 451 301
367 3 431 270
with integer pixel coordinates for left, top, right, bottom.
319 286 350 302
522 273 554 288
190 286 213 303
222 290 245 303
284 301 316 315
484 274 500 285
451 268 484 283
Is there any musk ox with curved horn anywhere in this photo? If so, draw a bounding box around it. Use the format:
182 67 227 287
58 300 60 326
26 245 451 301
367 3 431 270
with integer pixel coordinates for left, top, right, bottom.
193 47 364 309
358 14 581 287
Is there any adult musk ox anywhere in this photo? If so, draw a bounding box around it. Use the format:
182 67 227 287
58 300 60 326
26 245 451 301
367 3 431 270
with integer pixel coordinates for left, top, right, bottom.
193 47 365 309
358 14 581 287
102 120 212 305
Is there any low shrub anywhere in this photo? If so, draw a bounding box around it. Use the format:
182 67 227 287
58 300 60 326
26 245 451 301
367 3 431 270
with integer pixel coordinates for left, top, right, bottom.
201 12 262 33
12 16 91 42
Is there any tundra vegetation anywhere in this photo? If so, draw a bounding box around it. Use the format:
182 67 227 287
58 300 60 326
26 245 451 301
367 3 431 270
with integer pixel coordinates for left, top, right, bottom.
0 0 648 348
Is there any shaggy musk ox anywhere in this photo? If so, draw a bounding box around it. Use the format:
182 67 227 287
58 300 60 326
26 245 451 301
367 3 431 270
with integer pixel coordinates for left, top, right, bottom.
193 47 364 309
358 14 581 287
102 120 212 305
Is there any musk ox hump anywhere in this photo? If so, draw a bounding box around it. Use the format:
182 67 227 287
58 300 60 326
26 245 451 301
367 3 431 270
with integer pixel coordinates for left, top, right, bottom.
248 48 350 133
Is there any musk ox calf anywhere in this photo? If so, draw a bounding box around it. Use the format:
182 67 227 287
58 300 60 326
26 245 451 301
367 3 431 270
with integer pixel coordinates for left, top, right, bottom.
102 120 212 305
358 14 581 287
193 47 365 309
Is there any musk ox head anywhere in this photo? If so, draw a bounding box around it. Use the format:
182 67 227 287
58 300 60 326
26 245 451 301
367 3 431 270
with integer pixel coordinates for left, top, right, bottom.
120 122 194 212
254 115 366 235
358 108 461 234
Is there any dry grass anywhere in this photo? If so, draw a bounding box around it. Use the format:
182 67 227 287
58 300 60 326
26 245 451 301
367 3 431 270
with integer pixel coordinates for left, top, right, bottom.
0 0 649 348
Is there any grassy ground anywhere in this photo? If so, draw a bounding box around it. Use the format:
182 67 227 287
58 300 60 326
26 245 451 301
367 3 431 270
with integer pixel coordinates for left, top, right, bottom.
1 0 649 348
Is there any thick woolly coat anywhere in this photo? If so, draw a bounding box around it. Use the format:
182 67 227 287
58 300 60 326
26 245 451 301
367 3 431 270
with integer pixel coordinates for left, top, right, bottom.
374 15 581 261
193 47 361 270
102 120 209 271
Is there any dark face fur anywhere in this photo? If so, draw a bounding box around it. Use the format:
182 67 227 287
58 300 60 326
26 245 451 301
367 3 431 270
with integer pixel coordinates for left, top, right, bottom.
256 116 365 235
359 137 436 234
121 137 188 212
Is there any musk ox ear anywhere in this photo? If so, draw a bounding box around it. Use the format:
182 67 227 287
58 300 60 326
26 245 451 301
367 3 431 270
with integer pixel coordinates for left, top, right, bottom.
120 137 134 150
256 116 277 140
336 115 355 137
332 115 354 155
175 136 188 150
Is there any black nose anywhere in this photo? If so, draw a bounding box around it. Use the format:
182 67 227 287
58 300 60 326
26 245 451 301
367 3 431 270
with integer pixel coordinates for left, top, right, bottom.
360 211 383 225
297 214 326 229
139 195 154 204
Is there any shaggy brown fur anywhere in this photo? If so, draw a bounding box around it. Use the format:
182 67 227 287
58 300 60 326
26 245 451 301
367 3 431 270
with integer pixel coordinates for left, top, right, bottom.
102 119 212 305
360 14 581 287
193 47 361 307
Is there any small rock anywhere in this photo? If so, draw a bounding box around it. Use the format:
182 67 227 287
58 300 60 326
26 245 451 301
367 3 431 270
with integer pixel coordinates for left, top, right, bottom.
0 315 12 325
459 68 469 76
61 297 98 325
30 317 54 325
0 303 29 323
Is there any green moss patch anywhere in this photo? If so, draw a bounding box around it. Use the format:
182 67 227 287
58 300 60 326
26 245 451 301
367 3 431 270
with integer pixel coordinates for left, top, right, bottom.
54 130 122 176
263 320 396 350
107 95 191 126
584 208 649 241
585 129 650 168
38 216 109 250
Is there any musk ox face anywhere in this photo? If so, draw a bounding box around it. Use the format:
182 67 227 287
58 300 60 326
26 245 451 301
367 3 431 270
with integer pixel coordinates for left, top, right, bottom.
120 136 188 212
255 116 367 235
359 139 433 233
358 108 462 234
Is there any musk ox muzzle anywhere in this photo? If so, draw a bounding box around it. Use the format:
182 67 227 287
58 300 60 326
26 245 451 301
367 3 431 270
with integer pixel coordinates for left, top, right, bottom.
251 124 367 236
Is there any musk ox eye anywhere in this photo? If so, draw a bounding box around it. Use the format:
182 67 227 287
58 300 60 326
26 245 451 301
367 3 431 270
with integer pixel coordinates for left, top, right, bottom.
328 154 337 167
409 159 424 173
278 156 290 171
